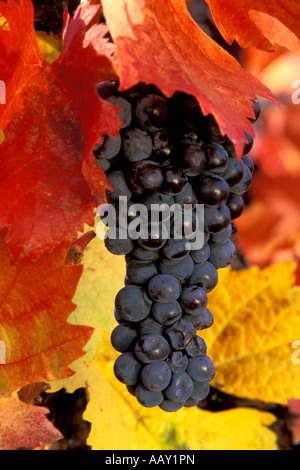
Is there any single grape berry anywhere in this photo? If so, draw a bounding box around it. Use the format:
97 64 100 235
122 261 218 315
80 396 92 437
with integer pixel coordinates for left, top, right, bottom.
161 166 188 195
147 274 182 303
115 285 152 322
135 384 164 407
196 175 229 206
203 143 229 174
177 144 206 176
226 193 245 220
186 355 215 382
179 286 208 314
133 94 169 132
141 361 172 391
114 352 142 385
127 160 164 196
135 334 170 364
164 372 194 403
122 128 153 162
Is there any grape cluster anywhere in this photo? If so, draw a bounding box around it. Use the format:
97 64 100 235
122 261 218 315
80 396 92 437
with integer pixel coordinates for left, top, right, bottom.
95 81 259 411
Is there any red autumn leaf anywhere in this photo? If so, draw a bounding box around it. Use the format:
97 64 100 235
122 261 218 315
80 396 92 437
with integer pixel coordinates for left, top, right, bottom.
0 229 93 396
102 0 276 159
205 0 300 54
0 0 122 261
0 393 62 450
235 46 300 274
236 173 300 269
241 46 300 177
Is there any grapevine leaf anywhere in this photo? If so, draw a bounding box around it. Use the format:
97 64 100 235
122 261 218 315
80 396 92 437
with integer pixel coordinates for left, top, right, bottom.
205 0 300 54
235 48 300 269
237 173 300 269
49 238 278 450
0 229 93 396
102 0 276 158
0 392 62 450
201 260 300 404
0 0 121 261
35 31 62 65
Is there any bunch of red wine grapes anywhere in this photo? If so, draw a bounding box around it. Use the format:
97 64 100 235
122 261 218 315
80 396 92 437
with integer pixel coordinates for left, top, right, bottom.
95 81 259 412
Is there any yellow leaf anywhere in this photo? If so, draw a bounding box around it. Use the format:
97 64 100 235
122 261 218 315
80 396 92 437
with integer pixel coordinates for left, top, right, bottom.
35 31 61 65
50 236 278 450
202 260 300 404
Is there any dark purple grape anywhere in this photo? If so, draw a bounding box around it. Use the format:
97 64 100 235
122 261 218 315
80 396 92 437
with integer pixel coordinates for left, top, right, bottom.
107 170 132 199
138 316 165 336
107 95 132 128
205 114 225 143
114 352 142 385
95 134 121 160
159 399 184 412
161 238 190 260
135 334 170 364
134 94 169 132
209 224 232 244
126 259 157 285
151 301 182 326
122 128 153 162
179 286 208 315
186 335 207 357
190 243 210 264
129 245 160 261
104 228 134 256
229 163 252 195
127 160 163 196
241 154 254 174
137 223 168 251
178 119 202 145
147 274 182 303
187 261 218 293
182 308 214 330
190 380 210 401
164 372 194 403
178 144 206 176
161 166 188 196
96 81 118 99
204 204 231 233
208 239 236 269
243 131 254 155
226 193 244 219
174 182 197 208
165 318 195 350
115 285 152 322
186 355 215 382
152 129 173 165
249 99 261 123
203 143 229 174
220 157 245 186
141 362 172 391
167 351 189 373
135 384 164 407
110 323 139 353
158 255 194 282
196 175 229 206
